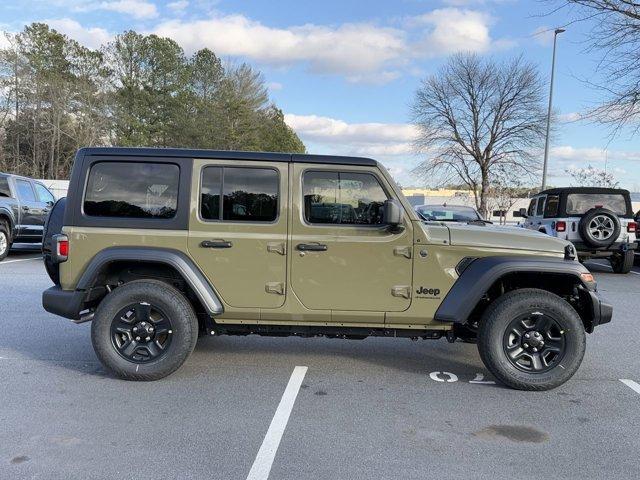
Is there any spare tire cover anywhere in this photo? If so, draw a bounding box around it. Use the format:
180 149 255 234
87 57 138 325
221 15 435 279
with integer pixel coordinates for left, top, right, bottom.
42 197 66 285
578 207 620 248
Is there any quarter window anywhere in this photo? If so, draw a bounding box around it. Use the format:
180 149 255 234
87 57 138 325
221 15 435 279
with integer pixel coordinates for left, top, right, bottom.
303 171 388 225
84 162 179 219
16 180 36 202
200 166 279 222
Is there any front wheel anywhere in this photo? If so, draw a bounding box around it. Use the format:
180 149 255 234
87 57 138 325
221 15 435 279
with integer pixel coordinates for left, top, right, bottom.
0 222 9 261
477 289 586 391
91 279 199 381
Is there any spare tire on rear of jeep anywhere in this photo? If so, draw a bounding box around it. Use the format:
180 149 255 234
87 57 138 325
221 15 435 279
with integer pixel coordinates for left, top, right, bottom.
42 197 66 285
578 207 620 248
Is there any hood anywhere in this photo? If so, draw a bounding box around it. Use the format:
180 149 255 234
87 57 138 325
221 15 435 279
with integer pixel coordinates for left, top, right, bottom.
425 222 570 254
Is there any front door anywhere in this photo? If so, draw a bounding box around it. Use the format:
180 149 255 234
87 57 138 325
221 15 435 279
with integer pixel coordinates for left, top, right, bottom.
188 160 288 310
289 164 413 312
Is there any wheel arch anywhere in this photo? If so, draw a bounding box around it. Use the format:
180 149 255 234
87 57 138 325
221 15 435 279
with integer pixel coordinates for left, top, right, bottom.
76 247 224 317
0 208 14 241
434 256 601 332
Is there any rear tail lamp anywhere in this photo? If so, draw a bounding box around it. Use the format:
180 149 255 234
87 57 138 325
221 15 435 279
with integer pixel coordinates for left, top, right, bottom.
556 221 566 232
628 222 637 233
52 234 69 263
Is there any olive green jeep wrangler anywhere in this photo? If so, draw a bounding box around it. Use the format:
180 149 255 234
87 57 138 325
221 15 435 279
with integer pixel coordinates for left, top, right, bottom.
42 148 612 390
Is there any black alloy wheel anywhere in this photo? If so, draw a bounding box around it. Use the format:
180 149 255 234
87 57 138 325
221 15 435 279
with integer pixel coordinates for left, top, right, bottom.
110 302 173 363
502 312 566 373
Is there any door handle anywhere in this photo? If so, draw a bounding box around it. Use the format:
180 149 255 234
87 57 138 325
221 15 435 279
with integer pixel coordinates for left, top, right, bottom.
200 240 233 249
296 243 327 252
22 206 30 211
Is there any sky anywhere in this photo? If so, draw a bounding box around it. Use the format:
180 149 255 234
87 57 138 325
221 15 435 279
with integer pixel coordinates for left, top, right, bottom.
1 0 639 190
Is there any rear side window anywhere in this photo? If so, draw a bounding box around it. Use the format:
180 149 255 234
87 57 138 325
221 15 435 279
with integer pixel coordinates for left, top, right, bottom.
16 180 36 202
544 195 559 217
0 176 11 198
84 162 179 219
303 171 388 225
566 193 628 216
536 197 545 216
200 166 279 222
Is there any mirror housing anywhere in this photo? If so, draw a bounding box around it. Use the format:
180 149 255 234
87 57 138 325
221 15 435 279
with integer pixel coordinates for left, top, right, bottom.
516 207 528 218
383 199 404 232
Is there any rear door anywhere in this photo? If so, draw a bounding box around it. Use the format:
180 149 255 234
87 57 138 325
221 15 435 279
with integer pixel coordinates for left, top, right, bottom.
187 160 288 310
14 179 45 240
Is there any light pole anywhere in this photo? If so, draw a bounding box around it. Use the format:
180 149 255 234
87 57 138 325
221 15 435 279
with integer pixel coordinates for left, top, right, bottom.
541 28 565 191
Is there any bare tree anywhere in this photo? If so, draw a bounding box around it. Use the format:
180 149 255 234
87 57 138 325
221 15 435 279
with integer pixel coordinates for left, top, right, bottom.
552 1 640 134
565 164 620 187
411 53 548 217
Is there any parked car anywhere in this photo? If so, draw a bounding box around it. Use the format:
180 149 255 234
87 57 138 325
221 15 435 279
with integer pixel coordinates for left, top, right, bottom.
0 173 56 261
415 203 489 224
519 187 637 273
635 209 640 266
42 147 612 390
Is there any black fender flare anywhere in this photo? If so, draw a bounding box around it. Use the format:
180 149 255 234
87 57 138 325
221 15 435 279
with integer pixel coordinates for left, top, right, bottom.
76 246 224 316
434 255 593 324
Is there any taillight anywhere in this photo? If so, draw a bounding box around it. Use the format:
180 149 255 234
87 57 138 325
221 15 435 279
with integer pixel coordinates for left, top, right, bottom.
52 234 68 263
556 221 566 232
628 222 637 233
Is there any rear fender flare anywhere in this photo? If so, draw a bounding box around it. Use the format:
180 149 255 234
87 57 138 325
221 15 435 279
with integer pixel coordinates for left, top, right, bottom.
76 247 224 316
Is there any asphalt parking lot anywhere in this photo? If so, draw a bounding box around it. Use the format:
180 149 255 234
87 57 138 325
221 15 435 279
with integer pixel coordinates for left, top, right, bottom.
1 247 639 480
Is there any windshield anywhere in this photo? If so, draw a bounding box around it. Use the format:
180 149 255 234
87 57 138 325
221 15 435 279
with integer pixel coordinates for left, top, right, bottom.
416 205 481 222
566 193 628 216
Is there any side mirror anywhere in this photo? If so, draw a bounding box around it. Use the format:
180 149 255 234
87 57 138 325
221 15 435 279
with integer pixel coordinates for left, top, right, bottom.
516 207 528 218
383 199 403 231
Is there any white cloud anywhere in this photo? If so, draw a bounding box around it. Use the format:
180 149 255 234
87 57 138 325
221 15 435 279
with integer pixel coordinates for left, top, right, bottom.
167 0 188 11
78 0 158 19
46 18 112 49
153 15 406 81
266 81 283 91
411 8 494 55
551 146 640 164
558 112 582 122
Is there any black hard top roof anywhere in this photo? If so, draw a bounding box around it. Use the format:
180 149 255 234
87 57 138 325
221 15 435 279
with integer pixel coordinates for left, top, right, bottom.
538 187 630 196
78 147 378 167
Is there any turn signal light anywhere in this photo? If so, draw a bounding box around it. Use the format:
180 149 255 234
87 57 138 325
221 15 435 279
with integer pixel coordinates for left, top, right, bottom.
52 234 69 263
58 239 69 257
628 222 637 233
580 273 595 283
556 221 566 232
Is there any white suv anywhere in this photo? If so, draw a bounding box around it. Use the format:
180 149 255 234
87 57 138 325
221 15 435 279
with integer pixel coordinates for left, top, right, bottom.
520 187 637 273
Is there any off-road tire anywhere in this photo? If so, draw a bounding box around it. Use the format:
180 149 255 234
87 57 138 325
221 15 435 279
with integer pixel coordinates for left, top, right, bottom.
477 288 586 391
610 250 634 274
0 220 10 261
578 208 620 248
91 279 198 381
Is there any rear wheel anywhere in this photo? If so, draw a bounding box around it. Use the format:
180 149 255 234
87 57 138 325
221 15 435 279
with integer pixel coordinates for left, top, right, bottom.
478 288 586 391
610 250 634 274
0 221 10 261
91 280 198 381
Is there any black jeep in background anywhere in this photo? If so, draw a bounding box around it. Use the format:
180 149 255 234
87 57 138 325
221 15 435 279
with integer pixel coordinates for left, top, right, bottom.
0 173 56 261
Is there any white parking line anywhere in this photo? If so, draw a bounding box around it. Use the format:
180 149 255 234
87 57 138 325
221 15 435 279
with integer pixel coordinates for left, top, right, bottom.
0 257 41 265
246 366 308 480
620 379 640 395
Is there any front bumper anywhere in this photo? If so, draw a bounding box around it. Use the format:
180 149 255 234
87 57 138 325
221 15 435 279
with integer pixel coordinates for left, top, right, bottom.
42 286 86 321
586 289 613 330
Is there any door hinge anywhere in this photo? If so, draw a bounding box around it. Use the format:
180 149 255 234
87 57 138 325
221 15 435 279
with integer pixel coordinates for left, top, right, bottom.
267 242 286 255
265 282 285 295
393 246 412 259
391 285 411 299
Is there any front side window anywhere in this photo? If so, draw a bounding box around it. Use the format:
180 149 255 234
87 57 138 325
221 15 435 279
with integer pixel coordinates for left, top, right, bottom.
0 176 11 198
566 193 628 216
16 180 36 202
303 171 388 225
84 162 179 219
527 199 537 217
200 166 278 222
35 183 55 203
536 196 545 216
